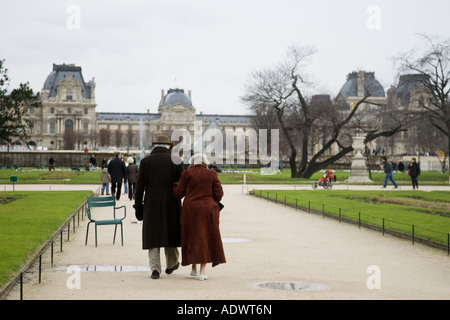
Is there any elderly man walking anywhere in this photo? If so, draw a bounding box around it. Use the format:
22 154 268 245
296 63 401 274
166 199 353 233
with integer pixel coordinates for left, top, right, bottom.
134 136 184 279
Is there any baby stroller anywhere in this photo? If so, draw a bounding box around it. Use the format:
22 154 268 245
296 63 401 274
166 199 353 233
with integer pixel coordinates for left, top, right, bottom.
312 170 335 189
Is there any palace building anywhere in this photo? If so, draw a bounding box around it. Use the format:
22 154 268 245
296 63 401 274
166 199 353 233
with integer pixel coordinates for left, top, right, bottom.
26 63 432 164
28 63 253 151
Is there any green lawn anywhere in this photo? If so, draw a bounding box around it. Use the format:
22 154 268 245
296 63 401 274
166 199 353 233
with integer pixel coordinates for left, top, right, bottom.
250 189 450 246
3 168 447 185
0 190 92 288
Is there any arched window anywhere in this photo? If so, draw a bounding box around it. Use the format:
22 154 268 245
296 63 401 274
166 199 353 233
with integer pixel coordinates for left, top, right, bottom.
65 119 74 130
50 107 55 114
83 121 89 134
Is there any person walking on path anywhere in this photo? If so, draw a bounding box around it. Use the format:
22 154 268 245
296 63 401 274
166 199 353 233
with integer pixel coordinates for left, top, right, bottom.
173 153 226 281
126 157 139 200
381 156 398 189
134 136 184 279
100 165 111 195
108 152 126 200
407 157 421 189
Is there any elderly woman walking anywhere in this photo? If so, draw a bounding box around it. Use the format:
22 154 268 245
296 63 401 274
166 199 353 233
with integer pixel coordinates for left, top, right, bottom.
173 153 226 281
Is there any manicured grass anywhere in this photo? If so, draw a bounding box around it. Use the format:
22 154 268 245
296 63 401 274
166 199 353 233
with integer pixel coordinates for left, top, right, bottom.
0 168 448 185
217 169 449 185
250 189 450 245
0 190 92 288
0 168 101 184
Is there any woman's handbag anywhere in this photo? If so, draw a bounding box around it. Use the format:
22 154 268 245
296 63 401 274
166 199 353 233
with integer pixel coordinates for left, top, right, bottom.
218 202 224 211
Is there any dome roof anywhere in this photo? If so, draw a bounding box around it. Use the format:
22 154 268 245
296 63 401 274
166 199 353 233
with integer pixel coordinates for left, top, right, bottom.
339 71 385 98
395 74 428 104
160 88 192 107
42 63 92 99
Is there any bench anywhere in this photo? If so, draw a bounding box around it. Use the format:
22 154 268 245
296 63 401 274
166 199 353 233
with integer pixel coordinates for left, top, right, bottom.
85 196 126 247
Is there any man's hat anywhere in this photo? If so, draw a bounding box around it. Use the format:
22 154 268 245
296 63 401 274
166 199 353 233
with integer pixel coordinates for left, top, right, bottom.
152 135 173 147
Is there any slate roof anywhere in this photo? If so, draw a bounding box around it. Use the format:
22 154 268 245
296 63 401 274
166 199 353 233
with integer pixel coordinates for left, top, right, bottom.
43 64 94 99
339 71 385 98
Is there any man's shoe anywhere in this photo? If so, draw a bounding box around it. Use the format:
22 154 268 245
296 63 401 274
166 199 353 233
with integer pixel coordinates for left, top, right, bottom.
165 262 179 274
151 270 160 279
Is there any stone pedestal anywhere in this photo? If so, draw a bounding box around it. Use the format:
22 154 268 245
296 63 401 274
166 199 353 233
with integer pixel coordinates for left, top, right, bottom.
346 136 373 183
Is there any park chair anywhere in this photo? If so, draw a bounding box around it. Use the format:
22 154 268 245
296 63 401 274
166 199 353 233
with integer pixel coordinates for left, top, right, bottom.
85 196 126 247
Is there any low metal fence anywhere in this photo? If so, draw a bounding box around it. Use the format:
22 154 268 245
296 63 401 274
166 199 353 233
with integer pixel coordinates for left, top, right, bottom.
0 196 92 300
249 189 450 255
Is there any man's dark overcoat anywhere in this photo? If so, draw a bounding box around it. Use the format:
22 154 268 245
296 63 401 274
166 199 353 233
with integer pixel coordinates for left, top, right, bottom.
134 147 183 249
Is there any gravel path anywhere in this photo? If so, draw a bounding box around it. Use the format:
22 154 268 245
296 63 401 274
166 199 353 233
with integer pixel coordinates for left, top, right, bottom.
4 183 450 300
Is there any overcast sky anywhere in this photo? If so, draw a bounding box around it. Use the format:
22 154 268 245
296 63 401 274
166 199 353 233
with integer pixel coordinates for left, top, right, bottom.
1 0 450 115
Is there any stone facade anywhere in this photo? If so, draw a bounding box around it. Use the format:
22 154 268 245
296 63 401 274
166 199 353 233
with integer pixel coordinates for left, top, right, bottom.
27 64 253 152
28 63 97 150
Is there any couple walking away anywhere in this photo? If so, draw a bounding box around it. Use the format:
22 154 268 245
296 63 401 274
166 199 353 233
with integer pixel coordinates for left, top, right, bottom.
134 136 226 281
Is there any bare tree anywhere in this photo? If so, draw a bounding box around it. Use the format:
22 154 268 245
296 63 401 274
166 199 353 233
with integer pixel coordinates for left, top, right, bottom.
115 129 123 148
99 128 110 147
243 45 407 178
395 34 450 171
63 128 77 150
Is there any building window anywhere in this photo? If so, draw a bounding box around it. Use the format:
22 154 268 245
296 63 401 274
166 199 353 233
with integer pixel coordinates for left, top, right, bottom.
66 89 73 101
67 107 71 114
29 107 34 114
50 122 55 134
84 108 88 115
65 119 74 130
83 121 89 134
50 107 55 114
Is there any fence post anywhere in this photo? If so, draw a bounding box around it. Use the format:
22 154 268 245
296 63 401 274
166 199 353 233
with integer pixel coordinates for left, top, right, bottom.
322 204 325 217
308 201 311 213
38 254 42 284
358 212 361 228
412 225 415 245
295 199 298 210
20 272 23 300
51 242 54 267
339 208 341 223
382 218 385 235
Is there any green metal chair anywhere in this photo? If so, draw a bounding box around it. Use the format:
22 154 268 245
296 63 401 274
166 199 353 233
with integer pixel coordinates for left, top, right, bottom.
85 196 126 247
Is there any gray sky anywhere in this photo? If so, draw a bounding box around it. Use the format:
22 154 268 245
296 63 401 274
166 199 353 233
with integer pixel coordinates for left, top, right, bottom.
1 0 450 115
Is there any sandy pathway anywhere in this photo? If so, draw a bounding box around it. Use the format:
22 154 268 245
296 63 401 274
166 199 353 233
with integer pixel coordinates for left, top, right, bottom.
4 184 450 300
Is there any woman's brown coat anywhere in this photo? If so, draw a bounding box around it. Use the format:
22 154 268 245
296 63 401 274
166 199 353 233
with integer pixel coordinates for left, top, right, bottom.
173 165 226 266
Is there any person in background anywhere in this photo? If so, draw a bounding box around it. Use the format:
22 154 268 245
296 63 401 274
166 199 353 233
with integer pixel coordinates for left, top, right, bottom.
89 154 96 170
48 156 55 171
380 156 398 189
126 156 139 200
108 152 126 200
407 158 421 189
101 165 111 195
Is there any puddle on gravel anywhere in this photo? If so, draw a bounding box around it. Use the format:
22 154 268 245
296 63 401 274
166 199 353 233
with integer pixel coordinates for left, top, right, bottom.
56 265 150 272
256 281 329 291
